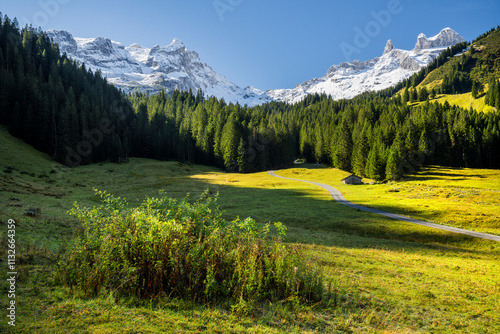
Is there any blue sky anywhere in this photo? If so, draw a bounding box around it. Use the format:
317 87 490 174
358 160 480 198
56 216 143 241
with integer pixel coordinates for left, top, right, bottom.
2 0 499 90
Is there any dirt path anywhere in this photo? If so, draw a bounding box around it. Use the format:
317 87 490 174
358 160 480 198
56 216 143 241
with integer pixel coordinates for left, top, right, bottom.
268 171 500 242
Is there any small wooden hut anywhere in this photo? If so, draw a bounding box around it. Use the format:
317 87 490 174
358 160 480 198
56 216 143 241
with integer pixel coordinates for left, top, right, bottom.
342 174 363 185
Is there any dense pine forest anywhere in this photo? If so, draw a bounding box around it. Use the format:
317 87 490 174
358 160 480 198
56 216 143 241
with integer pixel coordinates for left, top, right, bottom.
1 14 499 180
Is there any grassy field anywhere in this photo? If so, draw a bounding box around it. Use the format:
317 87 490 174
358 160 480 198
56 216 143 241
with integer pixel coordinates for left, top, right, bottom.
1 126 500 333
420 92 496 113
275 165 500 236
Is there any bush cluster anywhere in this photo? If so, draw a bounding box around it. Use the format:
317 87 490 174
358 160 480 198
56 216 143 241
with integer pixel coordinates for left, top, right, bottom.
57 190 324 304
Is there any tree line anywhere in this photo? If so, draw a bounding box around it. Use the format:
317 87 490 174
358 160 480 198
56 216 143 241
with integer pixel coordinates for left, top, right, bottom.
126 90 500 180
1 15 499 181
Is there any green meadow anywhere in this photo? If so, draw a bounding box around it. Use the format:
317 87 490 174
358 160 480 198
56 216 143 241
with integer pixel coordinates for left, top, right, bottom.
1 126 500 333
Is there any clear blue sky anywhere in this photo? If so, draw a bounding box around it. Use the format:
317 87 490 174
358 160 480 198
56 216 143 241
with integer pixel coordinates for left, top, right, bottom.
2 0 499 90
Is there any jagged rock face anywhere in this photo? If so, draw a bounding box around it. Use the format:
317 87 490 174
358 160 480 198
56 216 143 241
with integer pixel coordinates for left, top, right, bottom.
49 30 78 54
414 27 466 50
395 51 420 71
47 28 465 106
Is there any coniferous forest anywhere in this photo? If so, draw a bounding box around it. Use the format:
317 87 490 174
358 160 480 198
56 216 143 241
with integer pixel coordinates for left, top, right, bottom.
1 14 500 181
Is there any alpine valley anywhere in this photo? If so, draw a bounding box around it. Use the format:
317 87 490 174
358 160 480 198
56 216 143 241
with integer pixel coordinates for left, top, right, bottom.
2 6 500 333
47 28 466 106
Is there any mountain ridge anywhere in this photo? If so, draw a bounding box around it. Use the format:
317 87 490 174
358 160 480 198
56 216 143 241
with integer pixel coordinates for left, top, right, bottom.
47 28 465 106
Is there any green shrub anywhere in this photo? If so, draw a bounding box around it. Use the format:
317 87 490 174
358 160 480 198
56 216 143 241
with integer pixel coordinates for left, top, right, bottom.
56 190 324 305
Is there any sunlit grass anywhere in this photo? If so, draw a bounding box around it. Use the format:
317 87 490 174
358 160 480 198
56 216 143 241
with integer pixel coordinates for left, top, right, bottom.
410 89 497 113
274 165 500 235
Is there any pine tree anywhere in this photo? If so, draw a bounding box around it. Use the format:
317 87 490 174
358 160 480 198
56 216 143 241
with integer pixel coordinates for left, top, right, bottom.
410 88 418 103
221 115 239 171
111 133 124 163
299 124 312 161
402 87 409 104
386 143 402 180
237 138 247 173
418 129 432 158
429 88 436 100
471 80 478 99
351 126 370 177
313 124 324 163
365 144 386 181
331 120 353 171
418 87 428 102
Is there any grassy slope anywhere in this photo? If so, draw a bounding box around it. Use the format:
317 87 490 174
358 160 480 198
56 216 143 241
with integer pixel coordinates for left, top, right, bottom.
1 126 500 333
426 92 496 113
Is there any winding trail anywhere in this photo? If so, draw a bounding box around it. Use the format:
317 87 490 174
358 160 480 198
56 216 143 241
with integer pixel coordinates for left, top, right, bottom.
268 171 500 242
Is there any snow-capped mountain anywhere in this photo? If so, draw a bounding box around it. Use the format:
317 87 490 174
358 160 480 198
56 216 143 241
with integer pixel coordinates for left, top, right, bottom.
47 28 465 106
267 28 466 104
46 30 270 106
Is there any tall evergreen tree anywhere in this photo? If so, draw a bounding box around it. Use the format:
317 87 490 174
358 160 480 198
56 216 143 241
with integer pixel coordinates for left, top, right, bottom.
365 143 386 181
237 138 247 173
471 80 478 99
332 120 353 171
386 142 402 180
221 115 239 171
352 125 370 177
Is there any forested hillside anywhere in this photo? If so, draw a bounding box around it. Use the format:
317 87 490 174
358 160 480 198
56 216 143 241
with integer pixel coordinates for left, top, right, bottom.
130 92 500 180
417 26 500 103
0 14 135 166
1 14 499 181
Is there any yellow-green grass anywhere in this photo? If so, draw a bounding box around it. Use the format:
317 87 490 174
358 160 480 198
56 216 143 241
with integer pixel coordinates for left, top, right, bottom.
426 92 496 113
1 126 500 333
275 165 500 236
398 80 496 113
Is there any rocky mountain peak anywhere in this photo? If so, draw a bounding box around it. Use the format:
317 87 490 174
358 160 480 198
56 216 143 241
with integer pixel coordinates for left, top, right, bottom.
414 27 465 50
383 39 395 55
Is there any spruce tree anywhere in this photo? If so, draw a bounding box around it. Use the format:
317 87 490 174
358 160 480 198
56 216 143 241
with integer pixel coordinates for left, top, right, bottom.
418 87 428 102
386 143 402 180
313 124 324 164
332 120 353 171
352 126 370 177
365 144 386 181
221 115 239 171
237 138 247 173
471 80 478 99
402 87 409 104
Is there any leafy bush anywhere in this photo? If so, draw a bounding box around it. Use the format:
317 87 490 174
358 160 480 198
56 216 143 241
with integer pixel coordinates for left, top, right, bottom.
57 190 324 305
